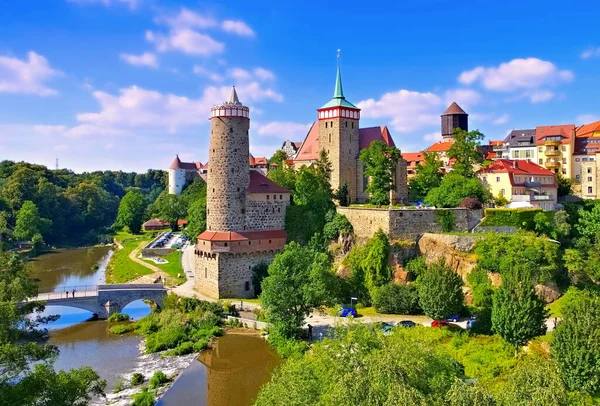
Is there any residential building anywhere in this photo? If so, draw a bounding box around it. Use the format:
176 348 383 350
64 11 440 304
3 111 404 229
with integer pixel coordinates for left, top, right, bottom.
402 152 425 179
504 129 537 161
535 124 575 178
573 121 600 198
281 140 303 158
477 159 558 210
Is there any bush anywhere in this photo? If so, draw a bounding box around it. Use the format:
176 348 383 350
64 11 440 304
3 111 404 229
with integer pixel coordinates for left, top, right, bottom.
164 341 194 356
107 312 130 323
323 211 353 241
109 324 135 334
131 387 155 406
417 260 464 320
131 373 145 386
481 208 553 230
405 256 427 277
113 378 125 393
459 198 482 209
436 210 455 232
149 371 170 389
373 283 420 314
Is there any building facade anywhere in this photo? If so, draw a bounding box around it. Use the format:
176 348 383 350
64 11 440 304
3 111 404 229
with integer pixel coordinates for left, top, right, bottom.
194 88 291 299
535 124 575 178
281 140 302 158
293 62 408 204
477 159 558 210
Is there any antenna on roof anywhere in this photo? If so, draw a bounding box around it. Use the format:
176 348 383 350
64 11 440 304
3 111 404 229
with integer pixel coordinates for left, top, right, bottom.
55 157 58 170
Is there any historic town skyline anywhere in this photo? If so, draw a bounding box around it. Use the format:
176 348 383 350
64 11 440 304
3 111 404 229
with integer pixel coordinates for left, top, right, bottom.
1 0 599 172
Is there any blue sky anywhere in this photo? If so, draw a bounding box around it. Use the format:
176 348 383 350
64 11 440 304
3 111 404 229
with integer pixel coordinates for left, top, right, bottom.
1 0 600 172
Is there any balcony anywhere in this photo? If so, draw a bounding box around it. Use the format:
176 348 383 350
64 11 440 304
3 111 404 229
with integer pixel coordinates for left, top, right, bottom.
493 145 507 152
512 194 554 202
545 160 561 169
544 139 561 147
545 149 561 157
531 194 554 201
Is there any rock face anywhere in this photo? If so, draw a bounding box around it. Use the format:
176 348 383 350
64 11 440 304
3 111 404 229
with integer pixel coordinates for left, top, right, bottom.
417 233 481 281
536 282 561 304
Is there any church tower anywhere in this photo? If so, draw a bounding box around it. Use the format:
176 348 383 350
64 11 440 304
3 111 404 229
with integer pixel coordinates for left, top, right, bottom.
317 55 360 202
206 87 250 232
441 102 468 140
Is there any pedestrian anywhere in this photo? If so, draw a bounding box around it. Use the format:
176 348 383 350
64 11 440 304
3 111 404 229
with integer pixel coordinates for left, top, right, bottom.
72 288 76 298
240 300 243 311
307 324 313 340
65 290 69 298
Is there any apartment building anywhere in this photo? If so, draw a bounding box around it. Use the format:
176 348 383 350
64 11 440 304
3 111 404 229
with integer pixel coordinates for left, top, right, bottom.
535 124 575 179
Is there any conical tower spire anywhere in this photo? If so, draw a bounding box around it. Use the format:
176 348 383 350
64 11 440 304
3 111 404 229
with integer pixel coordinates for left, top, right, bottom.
228 86 240 104
333 50 344 99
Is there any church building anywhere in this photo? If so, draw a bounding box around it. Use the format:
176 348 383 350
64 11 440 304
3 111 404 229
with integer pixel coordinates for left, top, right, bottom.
292 62 409 205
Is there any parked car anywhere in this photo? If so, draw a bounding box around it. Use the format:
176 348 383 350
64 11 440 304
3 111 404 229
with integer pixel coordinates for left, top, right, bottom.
446 315 460 322
381 322 394 333
338 307 358 318
431 320 450 328
399 320 416 328
466 316 477 329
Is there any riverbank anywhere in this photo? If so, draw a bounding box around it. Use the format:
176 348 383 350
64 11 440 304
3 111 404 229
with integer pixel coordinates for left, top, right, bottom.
106 231 154 283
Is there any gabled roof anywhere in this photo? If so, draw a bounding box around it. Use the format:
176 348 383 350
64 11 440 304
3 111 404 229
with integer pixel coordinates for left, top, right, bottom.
169 155 202 170
293 123 397 162
426 140 455 153
197 229 287 242
442 102 467 115
402 152 425 167
535 124 575 145
504 129 536 146
478 159 555 176
247 170 290 194
576 121 600 138
489 140 503 146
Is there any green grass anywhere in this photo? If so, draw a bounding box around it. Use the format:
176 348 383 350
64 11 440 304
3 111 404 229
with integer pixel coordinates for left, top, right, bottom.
142 250 186 285
545 286 582 318
107 231 154 283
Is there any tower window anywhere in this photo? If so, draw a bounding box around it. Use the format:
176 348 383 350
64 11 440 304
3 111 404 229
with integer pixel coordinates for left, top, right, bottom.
231 168 234 173
278 208 281 213
331 121 333 126
266 195 270 200
224 242 228 247
212 188 215 192
213 149 215 153
329 134 331 143
230 127 233 133
273 194 277 200
345 121 348 128
352 122 354 129
245 281 250 291
237 187 240 192
241 209 245 214
204 267 207 278
325 122 328 129
280 195 283 199
249 241 252 245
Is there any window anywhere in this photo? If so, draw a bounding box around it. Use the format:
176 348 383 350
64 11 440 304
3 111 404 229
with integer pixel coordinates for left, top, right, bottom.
241 209 245 214
266 195 269 200
224 242 228 247
576 158 581 162
230 127 233 133
352 122 354 129
280 195 283 199
273 194 277 200
562 146 567 151
583 158 589 161
562 158 567 164
329 134 331 143
496 176 500 182
588 168 592 174
592 157 596 161
538 147 543 152
588 177 593 182
330 121 333 127
245 281 250 292
562 169 567 174
325 122 328 129
525 150 531 158
204 267 207 278
501 189 505 196
576 175 580 179
345 121 348 128
513 150 520 158
589 187 593 194
539 159 543 165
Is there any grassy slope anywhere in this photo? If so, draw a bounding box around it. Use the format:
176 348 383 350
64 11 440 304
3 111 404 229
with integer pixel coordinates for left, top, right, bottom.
142 250 186 285
106 231 155 283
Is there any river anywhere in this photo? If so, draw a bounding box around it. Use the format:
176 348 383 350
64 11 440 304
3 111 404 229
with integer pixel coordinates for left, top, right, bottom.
29 247 280 405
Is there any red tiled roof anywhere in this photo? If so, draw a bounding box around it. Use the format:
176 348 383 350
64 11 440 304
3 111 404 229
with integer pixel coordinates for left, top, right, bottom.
402 152 425 167
535 124 575 145
426 140 455 152
478 159 557 187
293 141 303 149
294 122 396 162
576 121 600 138
253 157 268 165
442 102 467 115
247 170 290 194
143 218 168 227
197 229 287 242
177 219 189 226
204 156 269 169
486 151 497 160
489 140 503 146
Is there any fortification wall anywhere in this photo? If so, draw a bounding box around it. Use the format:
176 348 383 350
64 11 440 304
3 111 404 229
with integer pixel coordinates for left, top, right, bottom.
245 194 289 231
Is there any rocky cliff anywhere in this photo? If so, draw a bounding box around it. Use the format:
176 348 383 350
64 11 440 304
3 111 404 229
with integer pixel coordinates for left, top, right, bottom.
417 233 481 281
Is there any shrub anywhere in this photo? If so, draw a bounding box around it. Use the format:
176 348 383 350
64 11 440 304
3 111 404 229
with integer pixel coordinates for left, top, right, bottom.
164 341 194 356
373 283 420 314
109 324 135 335
405 256 427 277
193 338 210 352
323 211 353 241
459 198 482 209
149 371 170 389
417 260 464 320
481 208 553 230
436 210 455 232
131 373 145 386
131 387 155 406
113 378 125 393
108 312 130 323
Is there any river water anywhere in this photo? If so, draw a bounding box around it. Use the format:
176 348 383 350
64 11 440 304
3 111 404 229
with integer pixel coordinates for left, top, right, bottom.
29 247 280 405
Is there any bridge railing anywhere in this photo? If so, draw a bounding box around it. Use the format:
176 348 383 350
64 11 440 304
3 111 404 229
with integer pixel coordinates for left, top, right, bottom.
35 285 99 301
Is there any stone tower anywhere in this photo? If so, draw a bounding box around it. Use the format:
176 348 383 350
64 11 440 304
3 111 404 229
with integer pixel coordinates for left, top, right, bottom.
317 58 360 202
206 87 250 232
441 102 468 140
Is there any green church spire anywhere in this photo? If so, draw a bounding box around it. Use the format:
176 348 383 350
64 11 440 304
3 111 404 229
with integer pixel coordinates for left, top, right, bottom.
333 50 344 99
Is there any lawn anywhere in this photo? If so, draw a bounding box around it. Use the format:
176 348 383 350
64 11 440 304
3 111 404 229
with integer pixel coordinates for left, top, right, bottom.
142 250 186 286
106 231 155 283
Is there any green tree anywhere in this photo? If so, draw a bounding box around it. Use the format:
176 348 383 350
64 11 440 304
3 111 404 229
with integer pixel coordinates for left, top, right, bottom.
115 189 147 234
552 290 600 394
373 283 420 314
491 278 547 350
445 380 496 406
359 140 401 207
260 242 337 339
333 183 349 206
494 191 509 207
269 149 288 167
557 173 573 198
267 164 296 193
425 173 491 208
184 198 206 240
408 152 443 202
13 201 51 242
564 238 600 284
0 249 106 404
151 192 186 231
0 212 10 243
446 128 485 178
313 149 333 191
417 260 463 319
576 203 600 242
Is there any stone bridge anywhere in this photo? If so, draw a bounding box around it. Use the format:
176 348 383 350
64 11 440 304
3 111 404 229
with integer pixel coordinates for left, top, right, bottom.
32 284 168 319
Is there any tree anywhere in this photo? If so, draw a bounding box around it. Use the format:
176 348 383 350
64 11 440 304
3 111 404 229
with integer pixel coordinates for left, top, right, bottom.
115 189 147 234
13 201 51 242
408 152 443 202
333 183 349 206
494 191 509 207
314 149 333 191
491 278 547 350
552 290 600 394
0 212 10 243
359 141 401 207
576 203 600 242
425 173 491 208
185 198 206 240
373 283 420 314
417 260 463 319
269 149 288 167
267 164 296 193
151 192 186 231
564 238 600 284
260 242 337 339
446 128 484 178
0 249 106 403
557 173 573 198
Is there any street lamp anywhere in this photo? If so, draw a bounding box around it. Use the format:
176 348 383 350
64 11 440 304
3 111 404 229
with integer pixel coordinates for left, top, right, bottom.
350 296 358 308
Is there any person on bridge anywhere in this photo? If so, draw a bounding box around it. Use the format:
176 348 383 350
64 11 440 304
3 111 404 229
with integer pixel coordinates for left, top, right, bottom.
65 290 69 298
72 288 76 298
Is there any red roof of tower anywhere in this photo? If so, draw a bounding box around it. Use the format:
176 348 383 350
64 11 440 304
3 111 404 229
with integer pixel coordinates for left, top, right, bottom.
169 155 201 170
197 229 287 242
426 140 455 153
247 170 290 194
442 102 467 115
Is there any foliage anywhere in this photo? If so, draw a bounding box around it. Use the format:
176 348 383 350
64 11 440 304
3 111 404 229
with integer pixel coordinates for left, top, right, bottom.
144 250 186 285
576 202 600 242
314 149 333 192
446 128 485 178
417 260 464 319
13 200 51 243
115 189 147 234
0 249 106 404
405 256 427 277
474 231 562 284
109 324 136 334
557 173 574 198
491 277 547 349
131 387 155 406
564 238 600 284
113 378 125 393
333 183 349 206
149 371 170 389
552 290 600 394
535 210 571 241
131 373 145 386
445 380 497 406
481 207 547 229
494 191 509 207
408 152 444 202
436 210 455 232
261 242 337 340
425 173 491 208
322 210 353 241
373 283 421 314
149 192 186 231
459 197 483 209
359 140 402 206
268 149 288 167
107 312 130 322
251 262 269 297
267 164 297 193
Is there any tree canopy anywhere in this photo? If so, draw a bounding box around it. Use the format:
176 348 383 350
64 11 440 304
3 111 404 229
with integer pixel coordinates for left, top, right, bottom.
425 173 490 208
115 189 147 234
408 152 443 202
417 260 464 319
446 128 484 178
359 141 401 206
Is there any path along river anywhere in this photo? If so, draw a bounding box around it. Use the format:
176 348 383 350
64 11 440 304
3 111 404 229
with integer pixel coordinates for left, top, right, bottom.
29 247 280 405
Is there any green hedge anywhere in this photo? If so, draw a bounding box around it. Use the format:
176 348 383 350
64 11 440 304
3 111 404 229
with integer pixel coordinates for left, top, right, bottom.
480 208 554 229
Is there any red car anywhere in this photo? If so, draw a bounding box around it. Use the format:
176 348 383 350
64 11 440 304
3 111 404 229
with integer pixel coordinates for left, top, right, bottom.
431 320 449 328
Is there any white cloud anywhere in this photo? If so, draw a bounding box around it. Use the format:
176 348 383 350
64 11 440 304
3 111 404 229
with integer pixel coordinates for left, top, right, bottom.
254 67 275 81
0 51 63 96
146 29 224 56
459 58 573 92
581 47 600 60
67 0 140 9
193 66 224 82
256 121 311 140
423 132 442 142
33 125 69 135
492 114 510 125
120 52 158 68
155 8 217 29
576 114 600 124
444 88 481 108
527 90 555 103
227 67 275 82
228 68 253 81
53 144 69 152
357 90 442 133
221 20 255 37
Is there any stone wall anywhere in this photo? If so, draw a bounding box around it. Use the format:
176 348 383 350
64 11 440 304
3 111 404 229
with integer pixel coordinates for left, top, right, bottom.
245 193 289 231
141 247 175 257
337 206 484 240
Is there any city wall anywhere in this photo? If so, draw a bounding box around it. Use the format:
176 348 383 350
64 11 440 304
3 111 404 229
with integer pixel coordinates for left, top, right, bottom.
336 207 484 240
